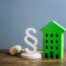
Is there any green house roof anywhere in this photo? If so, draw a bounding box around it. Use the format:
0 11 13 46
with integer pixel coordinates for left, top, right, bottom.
40 19 66 33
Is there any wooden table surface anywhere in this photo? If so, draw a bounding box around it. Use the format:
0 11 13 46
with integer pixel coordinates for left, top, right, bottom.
0 49 66 66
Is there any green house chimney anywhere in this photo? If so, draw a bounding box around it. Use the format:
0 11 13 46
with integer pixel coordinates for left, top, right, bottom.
40 19 66 61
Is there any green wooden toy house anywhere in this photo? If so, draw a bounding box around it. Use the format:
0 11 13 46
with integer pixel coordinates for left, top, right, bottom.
40 19 66 61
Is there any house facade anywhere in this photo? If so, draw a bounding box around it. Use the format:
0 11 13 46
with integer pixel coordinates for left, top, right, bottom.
40 19 66 61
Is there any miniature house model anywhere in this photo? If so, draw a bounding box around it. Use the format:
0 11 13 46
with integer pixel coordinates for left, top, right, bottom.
40 19 66 60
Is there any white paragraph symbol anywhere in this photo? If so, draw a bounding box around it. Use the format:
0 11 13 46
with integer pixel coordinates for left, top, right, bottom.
24 28 38 52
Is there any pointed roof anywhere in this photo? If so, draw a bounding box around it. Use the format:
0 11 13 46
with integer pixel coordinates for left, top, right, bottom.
40 19 66 32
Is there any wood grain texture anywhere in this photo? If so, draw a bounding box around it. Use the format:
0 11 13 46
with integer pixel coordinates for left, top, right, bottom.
0 49 66 66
